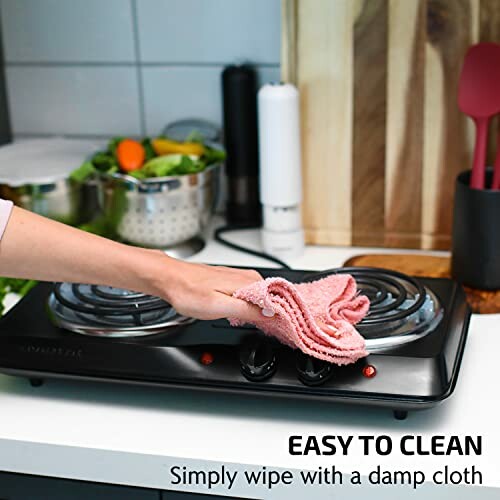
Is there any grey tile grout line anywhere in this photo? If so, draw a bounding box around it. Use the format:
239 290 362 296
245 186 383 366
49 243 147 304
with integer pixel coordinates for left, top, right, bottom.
4 61 280 68
13 133 129 140
130 0 146 136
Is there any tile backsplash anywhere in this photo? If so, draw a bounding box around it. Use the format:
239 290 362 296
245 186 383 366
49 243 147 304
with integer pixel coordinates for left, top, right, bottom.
6 66 142 136
0 0 281 139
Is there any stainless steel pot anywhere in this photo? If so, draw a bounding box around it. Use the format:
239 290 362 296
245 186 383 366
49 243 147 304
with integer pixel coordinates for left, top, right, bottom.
0 178 100 226
101 164 220 257
0 137 104 225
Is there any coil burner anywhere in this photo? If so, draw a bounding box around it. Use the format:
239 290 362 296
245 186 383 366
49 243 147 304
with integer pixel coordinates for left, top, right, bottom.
48 283 194 338
305 267 443 351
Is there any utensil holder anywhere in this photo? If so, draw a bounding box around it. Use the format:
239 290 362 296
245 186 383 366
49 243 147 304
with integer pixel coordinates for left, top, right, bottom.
451 168 500 289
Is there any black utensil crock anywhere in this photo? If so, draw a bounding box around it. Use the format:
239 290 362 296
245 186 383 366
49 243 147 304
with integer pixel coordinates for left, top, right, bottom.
451 168 500 289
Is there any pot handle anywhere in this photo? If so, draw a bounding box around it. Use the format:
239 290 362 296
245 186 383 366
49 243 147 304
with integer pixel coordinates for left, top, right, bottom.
108 172 142 187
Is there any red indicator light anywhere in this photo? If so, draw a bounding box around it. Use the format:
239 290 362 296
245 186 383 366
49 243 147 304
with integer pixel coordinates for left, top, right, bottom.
200 352 214 365
362 365 377 378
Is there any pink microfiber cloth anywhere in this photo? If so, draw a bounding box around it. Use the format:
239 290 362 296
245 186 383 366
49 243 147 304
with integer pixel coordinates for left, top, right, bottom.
230 274 370 365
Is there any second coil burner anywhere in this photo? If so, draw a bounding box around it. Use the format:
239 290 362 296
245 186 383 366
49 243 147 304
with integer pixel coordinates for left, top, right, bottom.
305 267 444 351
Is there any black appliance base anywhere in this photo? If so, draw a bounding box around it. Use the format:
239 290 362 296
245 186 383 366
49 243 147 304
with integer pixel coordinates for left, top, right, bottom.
0 268 471 420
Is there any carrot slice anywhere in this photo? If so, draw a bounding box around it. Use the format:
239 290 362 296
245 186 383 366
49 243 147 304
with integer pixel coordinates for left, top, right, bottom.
116 139 145 172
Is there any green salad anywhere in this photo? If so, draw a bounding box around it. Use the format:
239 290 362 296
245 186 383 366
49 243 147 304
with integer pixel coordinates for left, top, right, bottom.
71 136 225 183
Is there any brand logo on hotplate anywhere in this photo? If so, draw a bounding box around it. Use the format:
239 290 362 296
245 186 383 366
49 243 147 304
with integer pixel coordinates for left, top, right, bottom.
19 343 83 359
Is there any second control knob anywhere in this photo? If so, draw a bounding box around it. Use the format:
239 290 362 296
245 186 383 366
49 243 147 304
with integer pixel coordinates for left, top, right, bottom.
296 353 333 386
239 337 277 382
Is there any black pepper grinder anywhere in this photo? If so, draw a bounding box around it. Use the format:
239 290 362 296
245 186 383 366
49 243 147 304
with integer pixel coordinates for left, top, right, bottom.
222 65 262 226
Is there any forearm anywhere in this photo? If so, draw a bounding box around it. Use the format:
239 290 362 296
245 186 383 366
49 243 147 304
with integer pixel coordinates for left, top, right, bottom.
0 206 170 298
0 206 262 322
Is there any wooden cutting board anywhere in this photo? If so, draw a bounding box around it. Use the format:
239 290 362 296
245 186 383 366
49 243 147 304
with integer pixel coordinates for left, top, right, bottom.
282 0 500 250
343 254 500 314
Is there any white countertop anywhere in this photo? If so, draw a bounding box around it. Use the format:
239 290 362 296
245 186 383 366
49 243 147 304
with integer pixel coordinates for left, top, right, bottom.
0 228 499 499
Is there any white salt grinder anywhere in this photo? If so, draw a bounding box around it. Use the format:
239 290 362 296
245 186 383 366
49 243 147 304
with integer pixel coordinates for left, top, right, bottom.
257 82 304 259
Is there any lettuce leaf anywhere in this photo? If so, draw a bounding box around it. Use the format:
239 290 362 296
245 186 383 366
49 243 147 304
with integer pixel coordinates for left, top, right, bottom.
141 154 204 177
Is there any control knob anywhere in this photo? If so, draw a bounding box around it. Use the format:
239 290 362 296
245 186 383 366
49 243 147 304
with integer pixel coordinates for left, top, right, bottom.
296 353 333 386
239 337 277 382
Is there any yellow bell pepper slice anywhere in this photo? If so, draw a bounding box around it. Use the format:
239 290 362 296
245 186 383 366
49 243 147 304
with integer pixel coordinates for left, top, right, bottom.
152 138 205 157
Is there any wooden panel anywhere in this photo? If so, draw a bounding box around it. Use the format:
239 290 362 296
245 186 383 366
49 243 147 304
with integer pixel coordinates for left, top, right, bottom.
422 0 478 250
352 0 388 247
281 0 297 84
282 0 500 250
295 0 356 246
385 0 425 248
480 0 500 39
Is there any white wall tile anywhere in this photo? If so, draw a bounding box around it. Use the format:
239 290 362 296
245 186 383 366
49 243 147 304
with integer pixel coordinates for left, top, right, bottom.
142 65 280 136
1 0 135 62
6 66 141 136
137 0 281 64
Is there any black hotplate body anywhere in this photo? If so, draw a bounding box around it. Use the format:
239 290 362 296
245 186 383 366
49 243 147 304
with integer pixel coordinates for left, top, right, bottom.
0 268 471 419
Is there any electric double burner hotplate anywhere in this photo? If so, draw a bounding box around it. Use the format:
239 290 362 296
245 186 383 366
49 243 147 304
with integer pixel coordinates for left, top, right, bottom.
0 267 470 419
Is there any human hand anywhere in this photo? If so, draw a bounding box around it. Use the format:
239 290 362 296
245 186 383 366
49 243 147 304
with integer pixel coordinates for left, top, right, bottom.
154 258 264 322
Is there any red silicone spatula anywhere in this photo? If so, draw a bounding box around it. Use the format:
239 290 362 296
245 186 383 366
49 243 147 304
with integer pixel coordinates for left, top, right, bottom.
458 43 500 189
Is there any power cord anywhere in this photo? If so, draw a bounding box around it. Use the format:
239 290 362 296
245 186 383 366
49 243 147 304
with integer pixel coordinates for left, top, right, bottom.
214 225 292 270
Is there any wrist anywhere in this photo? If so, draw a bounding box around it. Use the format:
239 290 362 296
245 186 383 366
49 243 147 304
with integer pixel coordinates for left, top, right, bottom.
128 247 180 301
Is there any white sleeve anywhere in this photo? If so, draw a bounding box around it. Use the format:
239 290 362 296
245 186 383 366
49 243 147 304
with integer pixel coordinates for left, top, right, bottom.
0 199 13 242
